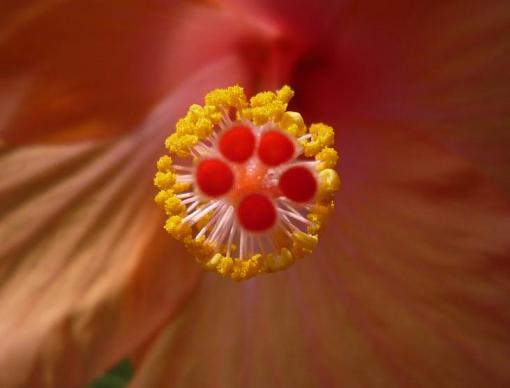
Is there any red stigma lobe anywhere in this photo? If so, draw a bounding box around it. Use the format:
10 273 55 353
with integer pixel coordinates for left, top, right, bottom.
219 125 256 163
257 130 295 166
196 159 234 197
279 166 317 202
237 193 277 232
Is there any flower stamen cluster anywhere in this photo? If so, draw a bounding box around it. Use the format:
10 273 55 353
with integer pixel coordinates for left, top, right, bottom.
154 85 340 280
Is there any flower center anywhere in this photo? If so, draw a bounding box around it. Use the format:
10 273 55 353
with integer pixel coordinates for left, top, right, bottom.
198 125 297 233
154 85 340 280
230 160 270 203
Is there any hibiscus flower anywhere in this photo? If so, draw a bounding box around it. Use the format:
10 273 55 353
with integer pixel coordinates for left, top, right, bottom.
1 1 509 387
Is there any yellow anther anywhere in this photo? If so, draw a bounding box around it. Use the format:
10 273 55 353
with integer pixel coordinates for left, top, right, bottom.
315 147 339 171
311 123 334 144
318 168 341 200
291 232 318 258
217 256 234 276
249 254 265 272
205 85 248 109
194 118 214 138
266 248 294 271
171 103 218 143
164 195 185 216
186 238 215 264
156 155 173 172
230 259 251 280
280 248 294 267
204 105 223 124
276 85 294 104
307 220 320 235
301 143 318 157
165 133 199 157
172 181 192 193
188 104 205 119
164 216 191 239
205 253 223 270
245 85 294 125
265 253 279 271
250 91 276 107
307 201 335 234
209 254 266 280
154 190 171 208
292 231 318 252
310 202 335 219
175 118 195 135
302 123 335 157
154 171 176 190
279 111 307 138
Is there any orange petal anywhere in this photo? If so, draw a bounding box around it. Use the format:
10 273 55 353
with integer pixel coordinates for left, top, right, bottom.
0 52 252 387
130 121 510 387
0 0 267 144
0 138 200 387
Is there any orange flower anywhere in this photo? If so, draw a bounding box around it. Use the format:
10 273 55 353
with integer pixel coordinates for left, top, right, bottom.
1 1 509 387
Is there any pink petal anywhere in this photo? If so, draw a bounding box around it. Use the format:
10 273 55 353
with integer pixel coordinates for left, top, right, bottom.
130 120 510 387
0 53 252 387
0 1 266 143
216 0 348 47
291 1 510 190
131 2 510 386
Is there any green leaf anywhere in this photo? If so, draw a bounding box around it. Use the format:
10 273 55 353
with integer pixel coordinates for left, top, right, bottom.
88 359 134 388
